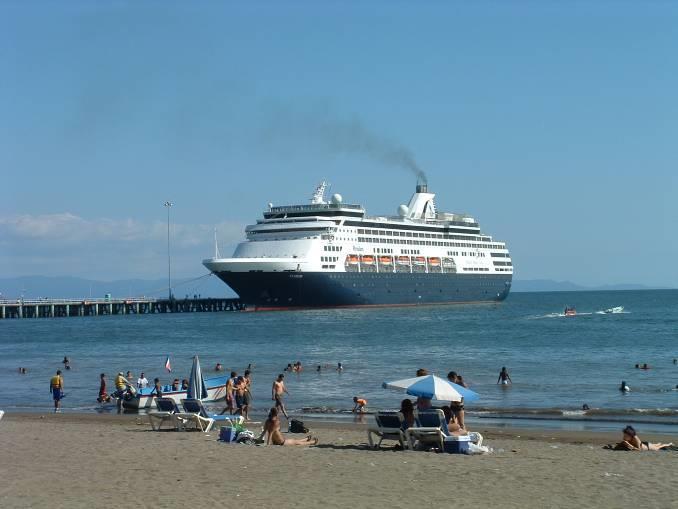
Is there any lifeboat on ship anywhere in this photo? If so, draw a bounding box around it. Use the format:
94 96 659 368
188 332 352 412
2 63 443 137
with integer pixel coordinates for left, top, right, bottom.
396 256 411 264
379 256 393 265
427 257 441 266
442 257 456 268
361 255 375 264
346 255 360 265
413 256 426 265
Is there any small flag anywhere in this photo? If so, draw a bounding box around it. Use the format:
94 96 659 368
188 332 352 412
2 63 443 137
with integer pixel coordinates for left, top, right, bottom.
164 355 172 373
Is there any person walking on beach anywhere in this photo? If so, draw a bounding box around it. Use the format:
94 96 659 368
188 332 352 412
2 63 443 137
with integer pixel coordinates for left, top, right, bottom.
497 367 512 385
50 370 64 412
272 374 289 419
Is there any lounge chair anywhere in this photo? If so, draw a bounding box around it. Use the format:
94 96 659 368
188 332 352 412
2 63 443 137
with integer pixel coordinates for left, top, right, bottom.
406 410 448 451
178 399 244 432
148 397 184 431
367 412 407 449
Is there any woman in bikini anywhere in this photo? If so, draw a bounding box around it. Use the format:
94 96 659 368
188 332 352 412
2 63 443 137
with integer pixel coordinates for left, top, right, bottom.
619 426 673 451
263 408 318 446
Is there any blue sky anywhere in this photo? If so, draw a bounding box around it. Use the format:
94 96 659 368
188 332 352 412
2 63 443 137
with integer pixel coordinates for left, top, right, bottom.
1 1 676 287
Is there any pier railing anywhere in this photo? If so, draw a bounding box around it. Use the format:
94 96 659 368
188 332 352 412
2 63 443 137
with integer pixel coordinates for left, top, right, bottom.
0 297 245 319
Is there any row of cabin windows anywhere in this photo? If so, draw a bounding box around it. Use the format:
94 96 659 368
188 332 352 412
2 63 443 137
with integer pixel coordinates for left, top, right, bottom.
321 256 339 263
323 245 341 251
375 248 393 254
321 264 336 269
462 267 491 272
401 249 421 255
359 237 498 249
492 261 513 266
355 228 499 246
496 268 512 272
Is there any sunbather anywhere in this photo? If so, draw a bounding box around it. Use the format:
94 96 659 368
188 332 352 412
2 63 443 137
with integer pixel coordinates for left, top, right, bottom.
263 408 318 446
400 399 415 429
618 426 673 451
442 406 466 436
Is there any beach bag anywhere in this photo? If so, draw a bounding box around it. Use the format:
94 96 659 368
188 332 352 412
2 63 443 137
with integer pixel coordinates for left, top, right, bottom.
236 430 256 445
289 419 309 434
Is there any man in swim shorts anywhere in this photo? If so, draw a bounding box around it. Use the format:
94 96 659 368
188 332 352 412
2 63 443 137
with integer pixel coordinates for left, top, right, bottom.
272 374 289 419
50 370 64 413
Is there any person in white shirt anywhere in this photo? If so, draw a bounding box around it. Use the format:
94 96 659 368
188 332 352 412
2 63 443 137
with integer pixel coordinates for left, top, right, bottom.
137 372 149 389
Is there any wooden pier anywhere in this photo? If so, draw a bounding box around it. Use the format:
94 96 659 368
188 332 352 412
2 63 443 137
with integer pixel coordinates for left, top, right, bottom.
0 297 245 319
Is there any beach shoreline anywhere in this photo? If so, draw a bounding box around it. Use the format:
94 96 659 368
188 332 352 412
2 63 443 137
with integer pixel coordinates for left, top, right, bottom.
1 412 676 508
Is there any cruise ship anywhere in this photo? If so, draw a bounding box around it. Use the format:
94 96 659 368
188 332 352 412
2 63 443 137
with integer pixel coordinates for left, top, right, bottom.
204 181 513 309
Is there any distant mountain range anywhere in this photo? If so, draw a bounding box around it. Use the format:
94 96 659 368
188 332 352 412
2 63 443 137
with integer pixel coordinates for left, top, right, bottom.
0 275 671 300
0 275 236 300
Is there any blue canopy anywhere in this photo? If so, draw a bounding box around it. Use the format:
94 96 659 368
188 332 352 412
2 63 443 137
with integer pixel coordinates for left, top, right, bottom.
383 374 479 402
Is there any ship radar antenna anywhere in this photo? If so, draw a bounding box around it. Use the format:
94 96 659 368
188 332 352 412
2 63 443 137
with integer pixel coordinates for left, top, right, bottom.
310 180 328 204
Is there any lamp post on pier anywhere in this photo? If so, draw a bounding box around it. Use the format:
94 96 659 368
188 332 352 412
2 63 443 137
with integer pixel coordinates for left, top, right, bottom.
164 201 173 301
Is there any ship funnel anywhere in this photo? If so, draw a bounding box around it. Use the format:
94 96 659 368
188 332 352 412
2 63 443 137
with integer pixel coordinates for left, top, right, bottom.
416 183 428 193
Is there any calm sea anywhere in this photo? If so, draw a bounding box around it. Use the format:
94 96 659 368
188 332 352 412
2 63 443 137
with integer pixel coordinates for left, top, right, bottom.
1 290 677 432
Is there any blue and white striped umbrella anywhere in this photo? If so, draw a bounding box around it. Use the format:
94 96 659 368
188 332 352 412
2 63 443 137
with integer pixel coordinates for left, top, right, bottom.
187 355 208 400
383 374 479 402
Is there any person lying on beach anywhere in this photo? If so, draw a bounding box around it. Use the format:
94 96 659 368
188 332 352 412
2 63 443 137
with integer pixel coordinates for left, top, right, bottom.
263 408 318 446
616 426 674 451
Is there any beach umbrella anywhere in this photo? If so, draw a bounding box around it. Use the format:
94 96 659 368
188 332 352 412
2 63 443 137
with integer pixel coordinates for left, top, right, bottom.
187 355 208 400
383 374 479 402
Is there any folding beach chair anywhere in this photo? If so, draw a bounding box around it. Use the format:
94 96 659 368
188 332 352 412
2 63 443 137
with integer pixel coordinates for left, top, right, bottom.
148 397 184 431
367 412 407 449
178 399 244 432
406 410 448 451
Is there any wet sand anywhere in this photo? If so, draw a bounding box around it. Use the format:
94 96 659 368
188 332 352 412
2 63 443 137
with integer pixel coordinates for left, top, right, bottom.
0 413 676 509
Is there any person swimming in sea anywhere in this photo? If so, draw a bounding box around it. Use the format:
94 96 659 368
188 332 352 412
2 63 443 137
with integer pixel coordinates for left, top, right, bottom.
619 380 630 392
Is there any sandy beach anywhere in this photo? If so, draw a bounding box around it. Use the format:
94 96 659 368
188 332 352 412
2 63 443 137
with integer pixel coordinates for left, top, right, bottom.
0 413 676 509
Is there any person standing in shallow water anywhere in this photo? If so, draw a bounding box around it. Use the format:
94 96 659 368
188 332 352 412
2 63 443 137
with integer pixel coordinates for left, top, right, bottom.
50 370 64 412
497 367 512 385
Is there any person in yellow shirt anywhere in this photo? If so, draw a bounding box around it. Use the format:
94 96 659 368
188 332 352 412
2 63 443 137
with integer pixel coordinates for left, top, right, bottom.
113 372 130 412
50 370 64 413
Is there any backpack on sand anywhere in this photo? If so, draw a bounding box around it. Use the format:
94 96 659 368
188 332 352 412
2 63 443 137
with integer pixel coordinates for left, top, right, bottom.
289 419 309 434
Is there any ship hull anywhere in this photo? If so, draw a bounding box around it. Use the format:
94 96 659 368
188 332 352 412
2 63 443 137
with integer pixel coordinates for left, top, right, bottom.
213 271 512 309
